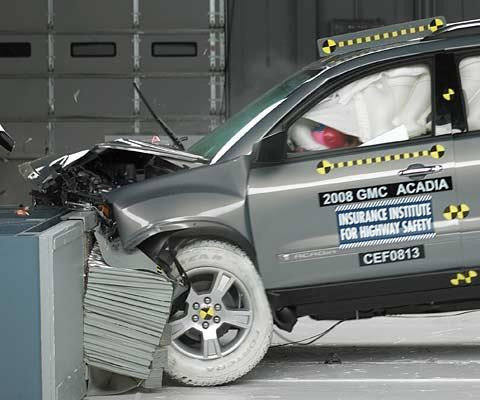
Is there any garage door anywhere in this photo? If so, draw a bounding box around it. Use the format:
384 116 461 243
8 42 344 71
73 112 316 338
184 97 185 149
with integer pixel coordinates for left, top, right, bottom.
0 0 226 204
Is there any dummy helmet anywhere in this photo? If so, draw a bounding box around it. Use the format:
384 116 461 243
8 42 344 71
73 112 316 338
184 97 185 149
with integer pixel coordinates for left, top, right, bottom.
311 125 347 149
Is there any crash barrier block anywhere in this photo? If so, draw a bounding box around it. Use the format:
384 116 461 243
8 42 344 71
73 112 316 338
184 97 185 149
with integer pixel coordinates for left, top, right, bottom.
0 206 94 400
143 325 172 390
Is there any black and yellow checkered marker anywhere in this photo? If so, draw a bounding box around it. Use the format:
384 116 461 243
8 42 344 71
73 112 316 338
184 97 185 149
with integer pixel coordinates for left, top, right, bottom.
443 88 455 101
318 17 446 57
316 144 445 175
451 270 478 286
199 307 215 320
443 203 470 220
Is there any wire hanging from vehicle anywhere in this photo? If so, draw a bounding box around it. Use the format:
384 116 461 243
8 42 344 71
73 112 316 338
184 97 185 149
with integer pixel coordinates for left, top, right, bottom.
271 320 345 348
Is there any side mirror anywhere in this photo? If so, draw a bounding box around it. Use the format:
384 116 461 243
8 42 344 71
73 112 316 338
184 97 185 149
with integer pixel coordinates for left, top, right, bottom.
0 125 14 152
253 130 288 164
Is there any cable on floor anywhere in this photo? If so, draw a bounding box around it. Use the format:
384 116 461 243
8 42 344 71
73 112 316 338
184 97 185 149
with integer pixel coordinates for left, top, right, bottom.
271 320 345 348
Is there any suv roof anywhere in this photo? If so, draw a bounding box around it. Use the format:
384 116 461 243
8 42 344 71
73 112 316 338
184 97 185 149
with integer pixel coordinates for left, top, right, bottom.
430 18 480 38
307 18 480 73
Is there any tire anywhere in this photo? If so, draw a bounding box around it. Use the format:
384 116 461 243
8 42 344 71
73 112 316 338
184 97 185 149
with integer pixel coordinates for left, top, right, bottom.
165 240 273 386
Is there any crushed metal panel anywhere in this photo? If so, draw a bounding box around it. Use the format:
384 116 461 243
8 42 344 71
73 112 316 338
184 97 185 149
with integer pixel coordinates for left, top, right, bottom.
84 245 173 380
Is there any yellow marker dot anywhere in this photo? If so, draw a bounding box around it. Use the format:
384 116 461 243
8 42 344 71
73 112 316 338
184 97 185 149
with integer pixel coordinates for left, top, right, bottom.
394 154 401 160
356 38 362 44
339 41 345 48
412 151 420 157
410 27 416 34
374 34 381 40
365 36 372 42
347 160 354 167
419 26 425 32
347 39 354 46
385 155 392 161
383 32 390 39
401 29 407 35
443 88 455 101
375 156 382 163
392 31 398 37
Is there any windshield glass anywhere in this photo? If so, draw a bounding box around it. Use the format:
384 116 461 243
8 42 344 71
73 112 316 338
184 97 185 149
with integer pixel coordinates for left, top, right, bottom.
188 69 319 160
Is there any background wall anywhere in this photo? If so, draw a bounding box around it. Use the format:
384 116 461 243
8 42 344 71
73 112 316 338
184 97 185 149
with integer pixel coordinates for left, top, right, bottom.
229 0 480 113
0 0 479 204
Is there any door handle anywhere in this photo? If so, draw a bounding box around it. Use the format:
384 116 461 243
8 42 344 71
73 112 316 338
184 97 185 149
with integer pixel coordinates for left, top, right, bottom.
398 164 443 178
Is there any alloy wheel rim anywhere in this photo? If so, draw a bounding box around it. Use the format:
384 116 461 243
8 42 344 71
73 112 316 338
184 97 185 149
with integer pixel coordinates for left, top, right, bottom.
169 266 254 360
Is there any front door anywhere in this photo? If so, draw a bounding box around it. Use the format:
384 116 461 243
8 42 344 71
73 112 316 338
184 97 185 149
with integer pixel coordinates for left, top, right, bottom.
248 58 462 290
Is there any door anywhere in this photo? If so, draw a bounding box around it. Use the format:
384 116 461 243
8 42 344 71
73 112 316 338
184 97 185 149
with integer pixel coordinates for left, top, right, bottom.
453 50 480 267
248 59 462 290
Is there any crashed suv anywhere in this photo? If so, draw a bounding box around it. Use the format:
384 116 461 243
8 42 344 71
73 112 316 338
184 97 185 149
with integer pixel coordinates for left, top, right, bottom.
17 17 480 386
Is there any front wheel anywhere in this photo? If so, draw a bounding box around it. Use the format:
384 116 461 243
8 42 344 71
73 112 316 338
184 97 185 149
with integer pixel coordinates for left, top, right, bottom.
166 240 273 386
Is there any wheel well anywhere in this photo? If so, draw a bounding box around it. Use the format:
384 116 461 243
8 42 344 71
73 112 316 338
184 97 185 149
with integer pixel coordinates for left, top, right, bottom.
137 224 257 269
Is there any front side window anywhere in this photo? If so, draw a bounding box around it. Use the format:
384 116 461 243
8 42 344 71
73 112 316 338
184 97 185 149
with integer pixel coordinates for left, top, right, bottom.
459 55 480 131
188 69 319 160
288 64 432 153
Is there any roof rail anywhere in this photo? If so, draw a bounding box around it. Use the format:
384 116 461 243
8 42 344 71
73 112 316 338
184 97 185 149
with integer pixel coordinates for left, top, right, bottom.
424 19 480 40
317 17 446 58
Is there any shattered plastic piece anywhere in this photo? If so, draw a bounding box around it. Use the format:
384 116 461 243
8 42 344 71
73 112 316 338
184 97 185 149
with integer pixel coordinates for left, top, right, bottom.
324 352 342 364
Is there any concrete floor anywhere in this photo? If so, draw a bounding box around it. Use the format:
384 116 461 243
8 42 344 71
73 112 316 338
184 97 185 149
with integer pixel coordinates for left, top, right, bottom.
87 311 480 400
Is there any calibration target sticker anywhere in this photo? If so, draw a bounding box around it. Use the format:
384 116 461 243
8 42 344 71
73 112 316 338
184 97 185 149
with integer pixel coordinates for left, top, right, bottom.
317 17 446 58
443 203 470 220
336 195 435 249
450 270 478 286
359 245 425 267
316 145 445 175
319 177 452 207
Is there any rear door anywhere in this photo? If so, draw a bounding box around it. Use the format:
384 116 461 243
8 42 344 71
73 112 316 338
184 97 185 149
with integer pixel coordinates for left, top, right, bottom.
453 50 480 267
248 56 462 291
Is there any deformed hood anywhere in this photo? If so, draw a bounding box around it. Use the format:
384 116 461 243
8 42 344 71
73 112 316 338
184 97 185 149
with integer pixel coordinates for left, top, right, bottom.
98 138 207 163
19 138 208 182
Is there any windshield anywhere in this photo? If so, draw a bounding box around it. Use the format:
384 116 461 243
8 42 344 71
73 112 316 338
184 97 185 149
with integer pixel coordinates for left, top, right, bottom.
188 69 319 160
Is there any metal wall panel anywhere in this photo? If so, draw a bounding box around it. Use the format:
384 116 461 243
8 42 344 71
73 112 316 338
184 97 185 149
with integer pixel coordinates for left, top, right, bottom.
140 33 210 73
0 79 48 119
0 0 48 32
140 77 211 115
0 160 33 204
54 0 132 32
54 35 133 74
434 0 480 21
141 120 213 140
54 122 135 154
141 0 212 30
0 36 47 74
54 79 132 117
2 122 48 159
464 0 480 19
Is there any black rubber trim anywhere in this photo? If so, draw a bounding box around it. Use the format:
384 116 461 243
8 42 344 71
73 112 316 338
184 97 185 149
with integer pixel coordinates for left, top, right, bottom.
267 267 480 319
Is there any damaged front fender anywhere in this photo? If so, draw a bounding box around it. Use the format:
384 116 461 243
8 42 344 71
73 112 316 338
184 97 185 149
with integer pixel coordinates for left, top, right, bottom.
106 156 253 254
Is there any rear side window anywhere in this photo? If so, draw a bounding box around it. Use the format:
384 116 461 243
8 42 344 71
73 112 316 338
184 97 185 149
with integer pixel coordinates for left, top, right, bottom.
459 56 480 131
